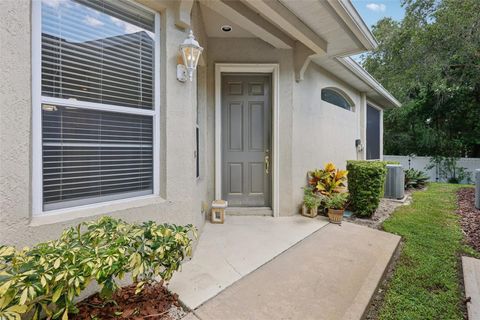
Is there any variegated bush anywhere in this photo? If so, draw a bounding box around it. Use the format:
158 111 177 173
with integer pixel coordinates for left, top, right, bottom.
0 217 196 320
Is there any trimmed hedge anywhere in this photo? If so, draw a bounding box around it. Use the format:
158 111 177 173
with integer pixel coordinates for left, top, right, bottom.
346 160 387 217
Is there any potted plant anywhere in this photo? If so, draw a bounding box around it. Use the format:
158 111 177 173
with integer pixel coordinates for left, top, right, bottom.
302 187 322 218
324 192 349 224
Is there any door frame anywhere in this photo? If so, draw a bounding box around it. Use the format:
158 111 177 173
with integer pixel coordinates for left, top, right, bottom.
215 63 280 217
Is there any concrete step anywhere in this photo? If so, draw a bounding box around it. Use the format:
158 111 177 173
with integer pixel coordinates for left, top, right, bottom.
225 207 272 216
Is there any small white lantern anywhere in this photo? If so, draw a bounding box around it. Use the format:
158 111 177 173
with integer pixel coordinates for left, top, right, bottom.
178 30 203 82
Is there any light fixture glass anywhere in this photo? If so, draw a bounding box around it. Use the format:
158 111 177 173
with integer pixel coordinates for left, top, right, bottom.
179 30 203 81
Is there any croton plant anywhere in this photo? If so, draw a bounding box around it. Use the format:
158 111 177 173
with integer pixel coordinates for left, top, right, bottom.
308 162 348 196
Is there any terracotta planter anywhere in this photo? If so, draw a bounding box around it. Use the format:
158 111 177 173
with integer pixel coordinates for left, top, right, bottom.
327 208 344 224
301 204 318 218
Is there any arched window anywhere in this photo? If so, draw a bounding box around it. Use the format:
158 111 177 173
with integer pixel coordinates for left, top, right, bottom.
321 88 353 110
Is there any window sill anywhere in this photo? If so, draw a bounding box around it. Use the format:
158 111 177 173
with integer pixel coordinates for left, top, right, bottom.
30 195 166 227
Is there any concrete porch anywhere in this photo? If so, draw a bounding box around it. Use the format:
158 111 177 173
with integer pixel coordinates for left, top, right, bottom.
168 215 329 309
169 216 400 319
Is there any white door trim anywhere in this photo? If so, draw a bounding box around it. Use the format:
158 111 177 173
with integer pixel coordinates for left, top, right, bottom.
215 63 280 217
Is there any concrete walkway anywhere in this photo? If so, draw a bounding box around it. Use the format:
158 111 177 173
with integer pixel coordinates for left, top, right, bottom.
184 221 400 320
169 216 329 309
462 256 480 320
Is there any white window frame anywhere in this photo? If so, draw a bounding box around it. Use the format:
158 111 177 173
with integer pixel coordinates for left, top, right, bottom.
31 0 161 216
321 87 355 112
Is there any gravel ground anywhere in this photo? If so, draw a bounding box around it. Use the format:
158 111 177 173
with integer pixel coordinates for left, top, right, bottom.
457 187 480 252
165 305 188 320
346 189 414 229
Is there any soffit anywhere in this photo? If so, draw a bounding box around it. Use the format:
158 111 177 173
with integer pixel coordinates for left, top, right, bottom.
277 0 368 57
199 3 256 38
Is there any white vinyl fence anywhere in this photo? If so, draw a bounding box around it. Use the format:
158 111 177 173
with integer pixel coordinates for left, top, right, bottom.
383 155 480 184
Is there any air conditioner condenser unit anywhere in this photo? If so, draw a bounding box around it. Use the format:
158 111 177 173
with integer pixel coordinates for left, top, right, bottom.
384 164 405 200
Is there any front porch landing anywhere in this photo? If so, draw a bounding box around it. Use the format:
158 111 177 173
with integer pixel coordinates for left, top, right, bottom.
168 215 329 309
194 222 400 320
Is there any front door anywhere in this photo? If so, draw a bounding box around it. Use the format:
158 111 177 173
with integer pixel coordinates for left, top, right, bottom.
221 74 271 207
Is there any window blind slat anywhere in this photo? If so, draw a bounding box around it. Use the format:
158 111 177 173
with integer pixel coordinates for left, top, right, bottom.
41 43 154 75
41 69 153 94
44 167 152 176
41 55 153 83
43 114 154 127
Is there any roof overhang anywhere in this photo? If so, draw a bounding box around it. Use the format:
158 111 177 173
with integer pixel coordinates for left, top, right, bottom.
200 0 377 57
276 0 377 57
336 57 401 108
196 0 400 108
325 0 378 52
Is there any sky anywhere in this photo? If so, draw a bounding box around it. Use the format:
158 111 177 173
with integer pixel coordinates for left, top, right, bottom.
351 0 405 31
350 1 405 62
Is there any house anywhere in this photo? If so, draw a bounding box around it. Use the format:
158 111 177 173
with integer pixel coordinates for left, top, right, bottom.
0 0 401 247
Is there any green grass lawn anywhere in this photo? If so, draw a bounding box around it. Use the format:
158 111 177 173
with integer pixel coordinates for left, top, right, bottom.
379 183 477 320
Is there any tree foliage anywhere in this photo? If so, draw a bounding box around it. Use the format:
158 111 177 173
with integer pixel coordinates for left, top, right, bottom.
362 0 480 157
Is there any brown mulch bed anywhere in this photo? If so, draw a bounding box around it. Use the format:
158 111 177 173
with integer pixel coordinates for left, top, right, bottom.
457 187 480 252
73 282 185 320
347 189 414 229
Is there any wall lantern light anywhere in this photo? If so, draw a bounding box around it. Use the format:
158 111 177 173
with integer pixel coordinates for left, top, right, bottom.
177 30 203 82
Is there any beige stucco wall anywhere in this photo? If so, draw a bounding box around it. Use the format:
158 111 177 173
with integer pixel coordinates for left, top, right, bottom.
0 0 382 246
0 0 211 247
291 63 364 212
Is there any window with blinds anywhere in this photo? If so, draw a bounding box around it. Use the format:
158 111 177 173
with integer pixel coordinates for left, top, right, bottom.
38 0 158 211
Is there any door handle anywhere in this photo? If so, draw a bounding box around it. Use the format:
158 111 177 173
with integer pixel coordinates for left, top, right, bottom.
265 154 270 175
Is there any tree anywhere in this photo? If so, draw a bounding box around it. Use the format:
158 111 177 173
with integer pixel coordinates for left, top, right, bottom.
362 0 480 157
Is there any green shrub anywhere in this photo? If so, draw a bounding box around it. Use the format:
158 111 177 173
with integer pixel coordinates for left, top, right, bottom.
426 156 472 184
0 217 196 320
404 168 429 189
346 160 387 217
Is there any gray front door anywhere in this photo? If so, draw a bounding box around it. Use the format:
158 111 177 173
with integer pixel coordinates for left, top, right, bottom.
222 74 271 207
